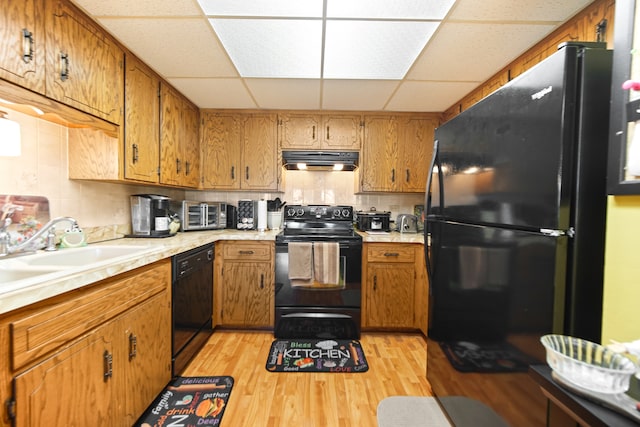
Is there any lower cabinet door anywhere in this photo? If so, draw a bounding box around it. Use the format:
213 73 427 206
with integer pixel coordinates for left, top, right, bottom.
13 324 116 427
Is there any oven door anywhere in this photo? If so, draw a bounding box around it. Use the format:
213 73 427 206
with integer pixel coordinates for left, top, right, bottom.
274 238 362 339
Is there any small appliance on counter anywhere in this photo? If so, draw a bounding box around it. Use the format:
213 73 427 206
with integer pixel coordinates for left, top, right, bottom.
237 199 258 230
226 204 237 229
173 200 226 231
355 208 391 232
396 214 418 233
129 194 173 237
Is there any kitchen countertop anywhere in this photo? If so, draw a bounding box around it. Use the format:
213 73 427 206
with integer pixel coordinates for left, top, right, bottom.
0 228 424 316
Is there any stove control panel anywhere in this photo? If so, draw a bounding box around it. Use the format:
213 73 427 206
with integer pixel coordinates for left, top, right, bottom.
285 205 353 221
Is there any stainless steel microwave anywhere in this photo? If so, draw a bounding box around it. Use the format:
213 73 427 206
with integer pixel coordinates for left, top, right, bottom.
176 201 227 231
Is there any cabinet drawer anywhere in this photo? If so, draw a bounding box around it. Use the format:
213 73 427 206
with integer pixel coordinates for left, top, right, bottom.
10 260 170 370
222 242 272 261
367 244 416 263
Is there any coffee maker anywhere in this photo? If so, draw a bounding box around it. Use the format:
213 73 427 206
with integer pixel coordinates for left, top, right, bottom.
130 194 171 237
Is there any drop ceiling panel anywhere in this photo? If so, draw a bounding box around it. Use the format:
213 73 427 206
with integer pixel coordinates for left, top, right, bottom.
68 0 598 112
322 80 400 111
244 79 321 110
96 18 238 78
408 22 557 82
449 0 593 21
168 78 256 109
387 81 480 112
72 0 202 16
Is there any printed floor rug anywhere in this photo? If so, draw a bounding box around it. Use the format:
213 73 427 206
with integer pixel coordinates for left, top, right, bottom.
440 341 537 373
266 339 369 373
135 376 234 426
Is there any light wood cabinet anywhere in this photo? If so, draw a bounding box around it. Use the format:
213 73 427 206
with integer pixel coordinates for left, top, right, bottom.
0 0 45 93
360 114 438 193
123 54 160 183
362 243 428 332
0 0 123 124
279 112 362 150
160 82 200 188
2 260 172 427
45 0 123 124
215 241 274 328
201 111 279 190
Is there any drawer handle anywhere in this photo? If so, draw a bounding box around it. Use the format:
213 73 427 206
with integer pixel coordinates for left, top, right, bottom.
103 350 113 381
22 29 34 63
384 252 399 257
129 333 138 360
239 250 255 255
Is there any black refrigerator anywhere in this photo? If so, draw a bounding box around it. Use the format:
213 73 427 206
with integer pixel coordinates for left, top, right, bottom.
424 42 612 426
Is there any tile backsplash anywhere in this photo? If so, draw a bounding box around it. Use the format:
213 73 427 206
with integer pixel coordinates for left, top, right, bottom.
1 109 424 241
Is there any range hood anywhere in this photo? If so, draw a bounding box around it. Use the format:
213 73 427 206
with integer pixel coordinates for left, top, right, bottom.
282 150 359 171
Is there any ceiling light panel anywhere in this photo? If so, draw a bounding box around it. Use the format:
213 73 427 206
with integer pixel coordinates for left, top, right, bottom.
324 21 438 79
198 0 323 17
210 19 322 78
327 0 455 19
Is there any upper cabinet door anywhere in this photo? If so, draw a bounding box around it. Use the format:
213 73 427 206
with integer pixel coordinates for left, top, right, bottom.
361 115 398 192
279 113 320 149
242 114 278 191
0 0 45 93
124 55 160 184
201 112 243 190
321 114 362 150
45 0 123 124
398 116 438 193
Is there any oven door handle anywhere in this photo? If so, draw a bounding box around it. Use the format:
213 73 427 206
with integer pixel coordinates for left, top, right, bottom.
282 313 351 319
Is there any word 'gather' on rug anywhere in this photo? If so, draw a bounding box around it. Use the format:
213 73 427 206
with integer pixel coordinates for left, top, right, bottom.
266 339 369 373
135 376 234 426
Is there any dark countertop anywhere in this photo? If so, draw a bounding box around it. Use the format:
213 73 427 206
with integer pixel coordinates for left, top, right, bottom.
529 365 639 427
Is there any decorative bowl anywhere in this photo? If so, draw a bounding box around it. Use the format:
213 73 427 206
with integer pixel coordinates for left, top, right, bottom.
541 334 636 394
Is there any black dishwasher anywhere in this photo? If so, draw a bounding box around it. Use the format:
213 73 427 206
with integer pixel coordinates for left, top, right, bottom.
172 243 214 375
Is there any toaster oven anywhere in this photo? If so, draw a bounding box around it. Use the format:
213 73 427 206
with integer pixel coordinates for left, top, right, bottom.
176 201 227 231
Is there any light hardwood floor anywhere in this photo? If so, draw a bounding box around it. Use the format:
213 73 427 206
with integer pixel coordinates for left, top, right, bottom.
182 330 434 426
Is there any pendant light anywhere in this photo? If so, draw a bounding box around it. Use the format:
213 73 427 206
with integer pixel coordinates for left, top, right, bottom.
0 110 21 156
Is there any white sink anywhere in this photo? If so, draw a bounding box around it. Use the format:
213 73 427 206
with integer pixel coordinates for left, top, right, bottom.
0 244 162 292
21 245 157 267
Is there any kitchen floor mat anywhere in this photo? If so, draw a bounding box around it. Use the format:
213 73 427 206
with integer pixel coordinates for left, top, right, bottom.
135 376 234 426
440 341 537 373
266 339 369 373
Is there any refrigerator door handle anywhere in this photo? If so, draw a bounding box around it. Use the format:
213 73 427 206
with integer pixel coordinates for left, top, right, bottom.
540 227 574 237
424 139 442 283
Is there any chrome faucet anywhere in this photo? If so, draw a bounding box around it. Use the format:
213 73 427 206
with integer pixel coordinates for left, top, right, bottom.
0 214 80 257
